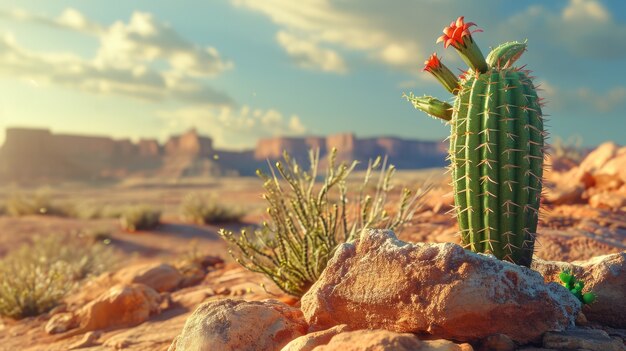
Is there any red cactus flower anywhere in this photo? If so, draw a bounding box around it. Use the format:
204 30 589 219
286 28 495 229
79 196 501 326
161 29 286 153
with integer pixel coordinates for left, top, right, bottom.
436 16 482 49
421 52 459 94
422 53 442 72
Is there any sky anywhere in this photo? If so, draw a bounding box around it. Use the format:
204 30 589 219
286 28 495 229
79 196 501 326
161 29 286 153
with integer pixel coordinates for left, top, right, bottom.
0 0 624 150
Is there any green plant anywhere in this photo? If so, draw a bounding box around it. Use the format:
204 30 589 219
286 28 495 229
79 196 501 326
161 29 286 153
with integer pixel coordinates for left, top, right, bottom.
404 17 545 267
559 270 596 305
220 148 427 296
0 234 115 319
180 193 245 224
119 205 161 232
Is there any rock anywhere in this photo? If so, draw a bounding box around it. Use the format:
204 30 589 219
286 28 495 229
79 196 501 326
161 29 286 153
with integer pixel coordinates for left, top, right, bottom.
598 146 626 182
68 331 101 350
579 142 619 175
589 192 626 210
478 334 515 351
544 184 584 205
307 329 470 351
532 252 626 328
45 312 78 334
75 284 160 333
169 299 307 351
604 327 626 341
177 263 206 288
543 327 625 351
281 325 349 351
301 229 580 344
171 287 215 309
591 173 624 193
576 312 588 326
115 263 184 292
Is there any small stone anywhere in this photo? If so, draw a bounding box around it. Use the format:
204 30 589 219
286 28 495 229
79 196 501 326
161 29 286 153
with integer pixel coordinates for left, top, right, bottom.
544 184 584 205
543 327 625 351
478 334 515 351
576 312 588 326
281 324 349 351
589 192 626 210
216 287 231 295
68 331 101 350
45 312 78 334
115 263 184 293
307 330 468 351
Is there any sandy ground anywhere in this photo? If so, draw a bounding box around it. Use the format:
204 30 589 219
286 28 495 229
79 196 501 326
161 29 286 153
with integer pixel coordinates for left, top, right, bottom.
0 169 624 350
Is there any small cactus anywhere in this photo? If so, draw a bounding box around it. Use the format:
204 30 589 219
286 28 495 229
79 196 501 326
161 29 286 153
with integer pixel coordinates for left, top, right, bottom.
559 269 596 305
405 16 546 267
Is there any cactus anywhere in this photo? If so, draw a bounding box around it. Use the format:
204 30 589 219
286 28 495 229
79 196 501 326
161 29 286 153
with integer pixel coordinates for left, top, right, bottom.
404 17 546 267
559 270 596 305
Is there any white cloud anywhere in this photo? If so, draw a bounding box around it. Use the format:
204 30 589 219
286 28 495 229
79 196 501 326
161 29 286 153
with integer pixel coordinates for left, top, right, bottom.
95 12 232 77
231 0 425 72
504 0 626 59
562 0 609 22
540 80 626 113
276 31 346 73
232 0 626 74
0 8 233 104
159 105 308 149
0 7 103 34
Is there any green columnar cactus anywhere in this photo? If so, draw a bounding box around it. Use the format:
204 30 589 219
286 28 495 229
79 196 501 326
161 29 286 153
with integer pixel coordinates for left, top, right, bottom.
405 17 546 267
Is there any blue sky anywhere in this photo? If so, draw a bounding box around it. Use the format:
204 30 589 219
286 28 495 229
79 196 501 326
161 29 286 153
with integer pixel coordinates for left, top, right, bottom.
0 0 624 149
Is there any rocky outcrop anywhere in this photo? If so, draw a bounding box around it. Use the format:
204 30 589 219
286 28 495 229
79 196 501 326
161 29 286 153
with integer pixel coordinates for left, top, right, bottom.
301 229 580 343
547 141 626 210
168 299 307 351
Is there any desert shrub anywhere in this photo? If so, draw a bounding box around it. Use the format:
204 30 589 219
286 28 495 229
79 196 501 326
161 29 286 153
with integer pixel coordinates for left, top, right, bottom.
0 234 115 319
220 148 428 297
5 190 74 217
79 228 113 244
180 193 245 224
119 205 161 232
73 203 126 220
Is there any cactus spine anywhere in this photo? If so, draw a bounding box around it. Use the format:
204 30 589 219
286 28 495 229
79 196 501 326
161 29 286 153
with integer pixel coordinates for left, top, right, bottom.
405 17 546 267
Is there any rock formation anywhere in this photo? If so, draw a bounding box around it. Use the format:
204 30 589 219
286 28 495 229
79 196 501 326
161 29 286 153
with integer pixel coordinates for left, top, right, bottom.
300 229 580 343
0 128 447 183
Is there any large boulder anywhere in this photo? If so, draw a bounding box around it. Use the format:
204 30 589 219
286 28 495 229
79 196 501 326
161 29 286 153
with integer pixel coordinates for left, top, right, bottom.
532 252 626 328
169 299 307 351
301 229 580 343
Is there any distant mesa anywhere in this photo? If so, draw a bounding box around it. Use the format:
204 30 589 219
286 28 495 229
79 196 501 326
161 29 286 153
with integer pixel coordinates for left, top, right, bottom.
0 127 446 183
